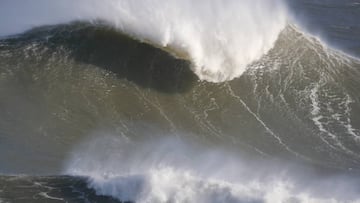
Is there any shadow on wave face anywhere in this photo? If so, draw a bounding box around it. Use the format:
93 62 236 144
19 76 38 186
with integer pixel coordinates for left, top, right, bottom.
15 21 199 94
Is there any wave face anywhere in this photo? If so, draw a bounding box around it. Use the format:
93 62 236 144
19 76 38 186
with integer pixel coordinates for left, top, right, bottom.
0 0 286 82
1 1 360 203
1 22 360 202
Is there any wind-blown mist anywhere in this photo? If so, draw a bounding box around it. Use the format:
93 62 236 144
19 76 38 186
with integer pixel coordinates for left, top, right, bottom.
65 135 360 203
0 0 286 82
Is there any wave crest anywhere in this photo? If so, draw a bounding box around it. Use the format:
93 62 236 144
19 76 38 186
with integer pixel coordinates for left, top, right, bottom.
0 0 286 82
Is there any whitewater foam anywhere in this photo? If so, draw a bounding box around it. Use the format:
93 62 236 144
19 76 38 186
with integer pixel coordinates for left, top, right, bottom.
65 134 360 203
0 0 286 82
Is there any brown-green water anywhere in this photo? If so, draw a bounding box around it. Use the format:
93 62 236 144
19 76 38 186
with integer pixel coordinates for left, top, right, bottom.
1 0 360 202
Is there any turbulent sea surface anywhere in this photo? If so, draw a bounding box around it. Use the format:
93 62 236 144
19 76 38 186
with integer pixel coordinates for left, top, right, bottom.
1 0 360 202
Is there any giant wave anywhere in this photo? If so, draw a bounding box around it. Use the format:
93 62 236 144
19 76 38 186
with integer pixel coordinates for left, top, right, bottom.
1 1 360 203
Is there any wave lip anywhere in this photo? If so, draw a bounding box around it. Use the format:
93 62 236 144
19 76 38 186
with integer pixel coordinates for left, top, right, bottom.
0 0 286 82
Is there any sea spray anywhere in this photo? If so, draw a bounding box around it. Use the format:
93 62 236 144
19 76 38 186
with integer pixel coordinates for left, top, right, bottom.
0 0 286 82
65 135 360 203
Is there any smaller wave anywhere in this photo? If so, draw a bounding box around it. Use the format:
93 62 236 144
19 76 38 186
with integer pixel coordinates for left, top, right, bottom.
65 134 360 203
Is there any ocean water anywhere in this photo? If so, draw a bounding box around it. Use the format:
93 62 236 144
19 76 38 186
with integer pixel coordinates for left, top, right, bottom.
0 0 360 202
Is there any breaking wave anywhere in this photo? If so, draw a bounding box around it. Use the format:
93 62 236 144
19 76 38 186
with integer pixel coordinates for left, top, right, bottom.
1 1 360 202
65 135 360 203
0 0 286 82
